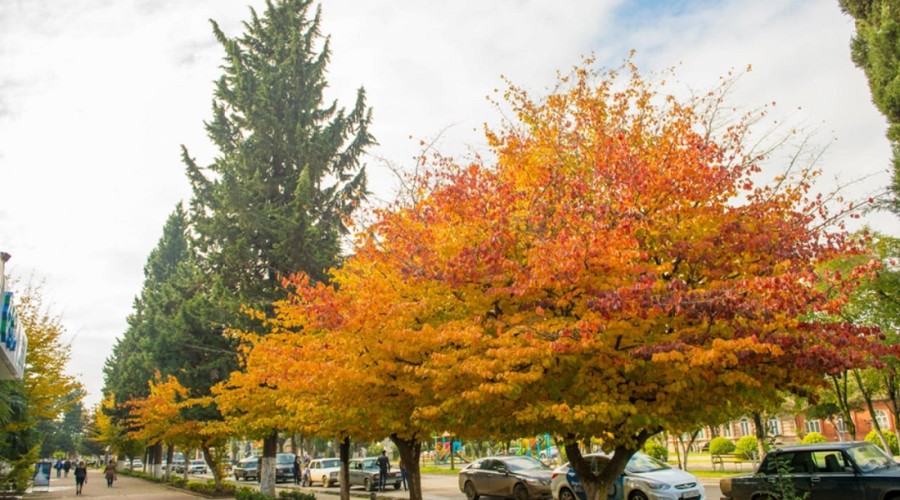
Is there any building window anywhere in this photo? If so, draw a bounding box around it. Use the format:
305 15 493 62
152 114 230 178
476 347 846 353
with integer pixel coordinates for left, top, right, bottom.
740 418 751 437
836 416 846 433
768 417 780 436
805 419 821 434
875 410 891 430
723 424 732 438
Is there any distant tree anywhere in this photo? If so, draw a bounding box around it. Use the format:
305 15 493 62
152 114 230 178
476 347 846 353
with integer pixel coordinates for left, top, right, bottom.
839 0 900 213
186 0 373 495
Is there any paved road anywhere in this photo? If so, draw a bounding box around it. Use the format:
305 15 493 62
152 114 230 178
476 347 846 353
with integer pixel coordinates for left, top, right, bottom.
26 471 721 499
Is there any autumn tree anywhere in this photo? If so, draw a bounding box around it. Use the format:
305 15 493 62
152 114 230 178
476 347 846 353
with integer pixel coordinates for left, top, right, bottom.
839 0 900 213
309 61 884 500
186 0 373 494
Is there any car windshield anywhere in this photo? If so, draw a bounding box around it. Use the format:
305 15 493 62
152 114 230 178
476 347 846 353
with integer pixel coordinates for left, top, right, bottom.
322 459 340 468
276 454 294 464
505 456 550 472
242 460 257 469
626 453 669 474
191 460 203 465
847 443 896 472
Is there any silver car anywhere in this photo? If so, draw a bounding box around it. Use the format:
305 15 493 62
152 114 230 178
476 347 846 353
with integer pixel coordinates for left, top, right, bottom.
459 455 554 500
550 452 704 500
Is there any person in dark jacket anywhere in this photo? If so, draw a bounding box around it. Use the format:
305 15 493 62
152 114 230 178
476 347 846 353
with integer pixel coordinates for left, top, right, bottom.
63 459 72 478
376 450 390 492
103 460 116 487
74 460 87 495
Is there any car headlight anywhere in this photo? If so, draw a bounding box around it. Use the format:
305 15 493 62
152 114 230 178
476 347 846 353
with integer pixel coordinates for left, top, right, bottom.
641 480 670 490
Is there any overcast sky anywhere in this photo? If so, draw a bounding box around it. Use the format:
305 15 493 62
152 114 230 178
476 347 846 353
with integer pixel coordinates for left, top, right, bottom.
1 0 897 408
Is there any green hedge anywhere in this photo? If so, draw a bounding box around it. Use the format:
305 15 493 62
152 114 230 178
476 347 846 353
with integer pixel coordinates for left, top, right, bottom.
642 440 668 462
800 432 828 444
865 430 900 455
735 436 758 460
708 437 735 455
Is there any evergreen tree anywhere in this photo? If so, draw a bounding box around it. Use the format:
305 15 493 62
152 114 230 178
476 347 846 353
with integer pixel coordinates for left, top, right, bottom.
182 1 373 494
839 0 900 213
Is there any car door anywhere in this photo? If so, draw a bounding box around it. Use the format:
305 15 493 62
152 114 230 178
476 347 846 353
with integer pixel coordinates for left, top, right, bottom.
808 451 863 500
476 459 506 496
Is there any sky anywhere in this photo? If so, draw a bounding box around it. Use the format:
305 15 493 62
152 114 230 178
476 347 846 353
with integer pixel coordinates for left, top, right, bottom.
1 0 897 408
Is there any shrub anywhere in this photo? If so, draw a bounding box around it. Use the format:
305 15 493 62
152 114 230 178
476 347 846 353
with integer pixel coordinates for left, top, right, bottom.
642 440 668 462
735 436 758 460
800 432 828 444
278 491 315 500
170 476 187 488
708 437 735 456
865 430 900 455
236 487 276 500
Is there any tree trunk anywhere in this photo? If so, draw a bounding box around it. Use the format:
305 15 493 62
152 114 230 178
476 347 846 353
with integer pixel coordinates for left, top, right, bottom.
563 433 644 500
854 369 891 452
752 412 767 463
165 444 174 481
149 442 162 478
260 431 278 497
882 370 900 434
338 437 350 500
392 433 422 500
831 372 858 439
202 444 222 489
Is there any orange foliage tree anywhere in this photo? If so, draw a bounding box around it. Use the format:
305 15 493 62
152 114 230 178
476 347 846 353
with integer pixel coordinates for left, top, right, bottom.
238 60 886 500
127 372 231 488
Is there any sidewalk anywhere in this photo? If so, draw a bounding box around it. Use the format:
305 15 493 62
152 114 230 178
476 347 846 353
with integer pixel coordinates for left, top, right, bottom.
25 474 207 499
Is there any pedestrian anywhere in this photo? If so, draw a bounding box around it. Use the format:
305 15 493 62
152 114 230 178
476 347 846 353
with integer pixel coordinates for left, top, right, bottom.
74 460 87 495
293 456 301 485
54 459 63 478
63 459 72 478
399 457 408 491
104 460 117 487
376 450 390 492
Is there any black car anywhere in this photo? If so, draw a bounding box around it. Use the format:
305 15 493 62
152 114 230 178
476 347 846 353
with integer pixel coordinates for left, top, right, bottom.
720 441 900 500
274 453 296 483
234 457 259 481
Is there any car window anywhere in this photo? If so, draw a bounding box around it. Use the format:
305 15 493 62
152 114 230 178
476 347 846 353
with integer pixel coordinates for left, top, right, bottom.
505 456 548 472
847 443 895 472
626 453 669 474
323 459 340 468
762 452 814 474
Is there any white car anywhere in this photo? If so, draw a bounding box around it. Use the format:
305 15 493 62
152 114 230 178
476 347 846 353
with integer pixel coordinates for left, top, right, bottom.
188 459 208 474
306 458 341 487
550 452 704 500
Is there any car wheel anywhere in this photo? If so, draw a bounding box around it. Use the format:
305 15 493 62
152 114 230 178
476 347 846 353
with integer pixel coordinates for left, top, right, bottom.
629 491 649 500
464 481 480 500
560 487 577 500
322 475 330 487
513 483 530 500
364 477 372 491
393 481 401 490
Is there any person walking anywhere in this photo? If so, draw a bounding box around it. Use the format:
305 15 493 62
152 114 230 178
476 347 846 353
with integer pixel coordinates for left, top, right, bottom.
63 459 72 478
104 460 117 487
74 460 87 495
54 459 63 478
293 456 301 485
399 457 408 491
376 450 390 492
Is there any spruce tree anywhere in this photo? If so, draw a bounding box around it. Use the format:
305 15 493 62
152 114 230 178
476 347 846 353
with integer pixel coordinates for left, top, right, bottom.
839 0 900 213
181 0 373 493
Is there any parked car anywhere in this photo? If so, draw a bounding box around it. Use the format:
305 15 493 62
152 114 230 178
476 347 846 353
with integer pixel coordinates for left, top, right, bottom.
720 441 900 500
551 452 704 500
347 457 403 491
459 455 554 500
171 459 186 473
234 457 259 481
188 459 207 474
307 457 342 487
540 447 560 461
128 459 144 470
274 453 296 483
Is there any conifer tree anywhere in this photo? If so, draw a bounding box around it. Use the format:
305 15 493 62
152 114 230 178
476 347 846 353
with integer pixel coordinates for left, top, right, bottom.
182 0 373 493
839 0 900 213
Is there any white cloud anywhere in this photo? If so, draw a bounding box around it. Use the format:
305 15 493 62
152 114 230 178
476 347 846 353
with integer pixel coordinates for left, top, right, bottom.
0 0 896 407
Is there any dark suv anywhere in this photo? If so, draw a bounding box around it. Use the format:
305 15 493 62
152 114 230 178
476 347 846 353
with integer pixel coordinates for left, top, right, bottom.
234 457 259 482
721 441 900 499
